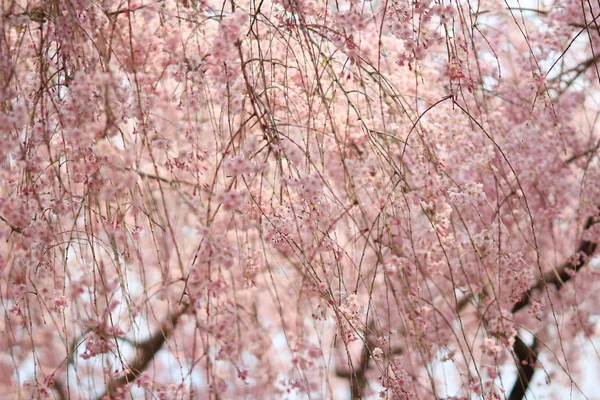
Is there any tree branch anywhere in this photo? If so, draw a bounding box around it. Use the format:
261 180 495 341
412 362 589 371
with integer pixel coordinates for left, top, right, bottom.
508 214 598 400
95 303 189 400
335 326 376 399
565 138 600 164
52 378 68 400
336 215 598 399
508 335 539 400
512 215 598 314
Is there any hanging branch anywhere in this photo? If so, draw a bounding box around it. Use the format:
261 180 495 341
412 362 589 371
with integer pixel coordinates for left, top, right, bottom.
336 214 598 399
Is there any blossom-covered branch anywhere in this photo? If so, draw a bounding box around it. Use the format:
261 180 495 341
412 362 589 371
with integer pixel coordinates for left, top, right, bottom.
3 0 600 398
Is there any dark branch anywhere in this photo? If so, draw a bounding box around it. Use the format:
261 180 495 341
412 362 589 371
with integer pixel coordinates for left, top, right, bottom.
565 139 600 164
508 214 598 400
335 326 376 399
508 335 539 400
336 215 598 399
350 341 372 399
96 303 189 400
512 215 598 314
52 378 68 400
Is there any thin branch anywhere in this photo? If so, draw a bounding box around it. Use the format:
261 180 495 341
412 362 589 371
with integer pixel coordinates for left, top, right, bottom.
0 214 24 234
565 139 600 164
336 214 598 399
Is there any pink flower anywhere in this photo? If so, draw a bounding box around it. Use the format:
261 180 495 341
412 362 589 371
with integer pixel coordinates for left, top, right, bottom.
216 190 245 211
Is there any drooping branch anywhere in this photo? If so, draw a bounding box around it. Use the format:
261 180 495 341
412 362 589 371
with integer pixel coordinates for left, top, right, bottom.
337 215 598 399
95 303 190 400
453 216 598 315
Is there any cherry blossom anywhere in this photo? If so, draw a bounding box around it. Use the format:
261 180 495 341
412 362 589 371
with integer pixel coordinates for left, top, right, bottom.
1 0 600 399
